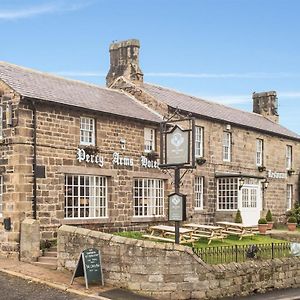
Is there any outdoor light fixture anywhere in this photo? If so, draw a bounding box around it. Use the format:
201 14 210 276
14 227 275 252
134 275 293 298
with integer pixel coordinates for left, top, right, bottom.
120 138 126 150
262 178 269 189
239 177 245 190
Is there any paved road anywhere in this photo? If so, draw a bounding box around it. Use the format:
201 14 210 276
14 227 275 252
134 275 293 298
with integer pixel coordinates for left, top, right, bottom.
0 271 94 300
223 287 300 300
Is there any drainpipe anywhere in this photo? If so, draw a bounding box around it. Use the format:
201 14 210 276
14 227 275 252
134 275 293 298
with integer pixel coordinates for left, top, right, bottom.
30 99 37 220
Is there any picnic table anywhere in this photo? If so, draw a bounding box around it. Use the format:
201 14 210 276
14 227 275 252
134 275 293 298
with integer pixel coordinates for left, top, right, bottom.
142 225 195 244
183 223 227 244
216 221 258 240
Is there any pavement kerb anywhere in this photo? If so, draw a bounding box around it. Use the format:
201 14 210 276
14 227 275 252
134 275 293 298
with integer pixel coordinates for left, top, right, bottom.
0 267 110 300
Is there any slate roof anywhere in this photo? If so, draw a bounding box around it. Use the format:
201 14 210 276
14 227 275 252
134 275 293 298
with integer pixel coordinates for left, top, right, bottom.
142 83 300 140
0 62 161 123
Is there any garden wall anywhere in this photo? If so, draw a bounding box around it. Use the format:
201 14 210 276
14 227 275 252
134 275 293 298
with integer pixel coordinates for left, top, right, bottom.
58 225 300 300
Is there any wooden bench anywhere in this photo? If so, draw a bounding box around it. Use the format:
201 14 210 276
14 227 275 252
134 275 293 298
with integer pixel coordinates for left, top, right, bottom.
217 221 256 240
142 234 175 243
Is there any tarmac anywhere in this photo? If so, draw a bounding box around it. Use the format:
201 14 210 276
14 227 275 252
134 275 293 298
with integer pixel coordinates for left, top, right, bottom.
0 256 115 300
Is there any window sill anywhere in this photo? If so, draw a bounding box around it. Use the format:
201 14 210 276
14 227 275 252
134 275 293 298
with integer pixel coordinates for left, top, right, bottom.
62 218 109 225
131 216 167 223
194 208 204 212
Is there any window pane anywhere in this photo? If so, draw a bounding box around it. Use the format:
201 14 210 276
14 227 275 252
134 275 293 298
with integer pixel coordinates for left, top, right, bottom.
217 177 238 210
80 117 95 145
133 178 164 216
195 176 203 209
64 174 107 219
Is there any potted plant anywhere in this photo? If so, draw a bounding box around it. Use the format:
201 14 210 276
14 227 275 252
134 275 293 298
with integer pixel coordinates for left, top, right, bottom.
265 209 274 230
287 216 297 231
258 218 268 234
234 209 243 224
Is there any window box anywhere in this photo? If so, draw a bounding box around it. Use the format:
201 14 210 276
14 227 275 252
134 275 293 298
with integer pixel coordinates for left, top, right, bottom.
80 145 99 156
258 166 266 172
196 157 206 166
144 150 159 161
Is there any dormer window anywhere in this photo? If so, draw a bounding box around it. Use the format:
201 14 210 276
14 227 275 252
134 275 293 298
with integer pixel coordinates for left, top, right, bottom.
80 117 95 146
144 128 155 152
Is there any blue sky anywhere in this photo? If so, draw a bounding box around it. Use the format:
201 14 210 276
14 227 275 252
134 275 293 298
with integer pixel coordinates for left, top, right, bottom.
1 0 299 134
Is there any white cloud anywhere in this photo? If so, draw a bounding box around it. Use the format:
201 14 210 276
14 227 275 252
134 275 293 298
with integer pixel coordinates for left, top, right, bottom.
0 1 93 20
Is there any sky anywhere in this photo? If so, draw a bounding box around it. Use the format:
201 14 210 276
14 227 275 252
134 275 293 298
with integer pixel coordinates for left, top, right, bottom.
0 0 299 134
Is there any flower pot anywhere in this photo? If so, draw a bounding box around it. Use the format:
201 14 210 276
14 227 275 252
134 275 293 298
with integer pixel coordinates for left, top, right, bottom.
258 224 268 234
287 223 297 231
267 222 274 230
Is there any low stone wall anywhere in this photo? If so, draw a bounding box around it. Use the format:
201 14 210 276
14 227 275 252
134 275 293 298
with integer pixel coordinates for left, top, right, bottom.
58 225 300 300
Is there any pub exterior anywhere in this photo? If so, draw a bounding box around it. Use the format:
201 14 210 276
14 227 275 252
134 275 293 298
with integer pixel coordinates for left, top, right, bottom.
0 39 299 256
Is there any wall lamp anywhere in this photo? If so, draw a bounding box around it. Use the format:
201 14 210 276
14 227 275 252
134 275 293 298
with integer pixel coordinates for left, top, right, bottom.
262 178 269 189
239 177 245 190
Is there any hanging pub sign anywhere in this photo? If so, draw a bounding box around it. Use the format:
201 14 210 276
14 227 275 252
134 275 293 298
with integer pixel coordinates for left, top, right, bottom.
165 125 190 166
168 192 186 221
70 248 104 289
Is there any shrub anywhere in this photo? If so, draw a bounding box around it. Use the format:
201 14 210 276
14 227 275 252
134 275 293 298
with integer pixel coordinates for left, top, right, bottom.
234 209 243 223
266 210 273 222
286 203 300 224
258 218 267 224
288 216 297 224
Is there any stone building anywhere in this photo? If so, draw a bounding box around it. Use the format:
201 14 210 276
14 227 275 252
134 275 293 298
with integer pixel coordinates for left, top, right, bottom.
0 39 299 256
108 39 300 226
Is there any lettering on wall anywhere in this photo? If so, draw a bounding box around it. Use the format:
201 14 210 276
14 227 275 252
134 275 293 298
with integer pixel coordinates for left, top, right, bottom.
140 156 159 169
76 149 160 169
112 152 134 167
267 170 287 179
77 148 104 167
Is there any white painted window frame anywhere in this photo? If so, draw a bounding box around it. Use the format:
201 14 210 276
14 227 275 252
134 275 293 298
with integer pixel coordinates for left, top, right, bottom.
64 174 107 219
223 132 231 162
217 177 238 211
256 139 263 166
195 176 204 210
0 176 3 217
80 117 95 146
133 178 164 217
287 184 293 211
286 145 292 170
195 126 204 157
144 127 155 153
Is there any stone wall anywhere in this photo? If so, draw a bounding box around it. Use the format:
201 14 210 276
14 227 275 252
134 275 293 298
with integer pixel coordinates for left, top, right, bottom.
58 225 300 300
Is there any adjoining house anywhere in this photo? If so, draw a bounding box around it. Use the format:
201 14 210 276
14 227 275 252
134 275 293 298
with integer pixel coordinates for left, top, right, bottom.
107 39 300 226
0 39 299 257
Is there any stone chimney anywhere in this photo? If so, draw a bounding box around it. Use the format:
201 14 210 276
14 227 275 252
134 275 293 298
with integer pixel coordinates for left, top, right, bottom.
106 39 143 87
252 91 279 123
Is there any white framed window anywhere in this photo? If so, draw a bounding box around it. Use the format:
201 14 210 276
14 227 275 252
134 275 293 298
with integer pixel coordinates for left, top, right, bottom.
256 139 263 166
133 178 164 217
217 177 238 210
287 184 293 211
80 117 95 146
65 175 107 219
223 132 231 162
195 126 204 157
195 176 204 209
0 176 3 217
144 128 155 152
0 106 3 140
286 145 292 170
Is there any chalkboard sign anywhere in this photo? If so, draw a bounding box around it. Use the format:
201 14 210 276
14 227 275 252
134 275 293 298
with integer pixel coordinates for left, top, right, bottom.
70 248 104 289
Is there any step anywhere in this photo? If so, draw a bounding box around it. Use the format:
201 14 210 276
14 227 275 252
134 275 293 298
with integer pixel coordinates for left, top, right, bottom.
43 251 57 258
48 246 57 252
33 261 57 270
38 256 57 264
